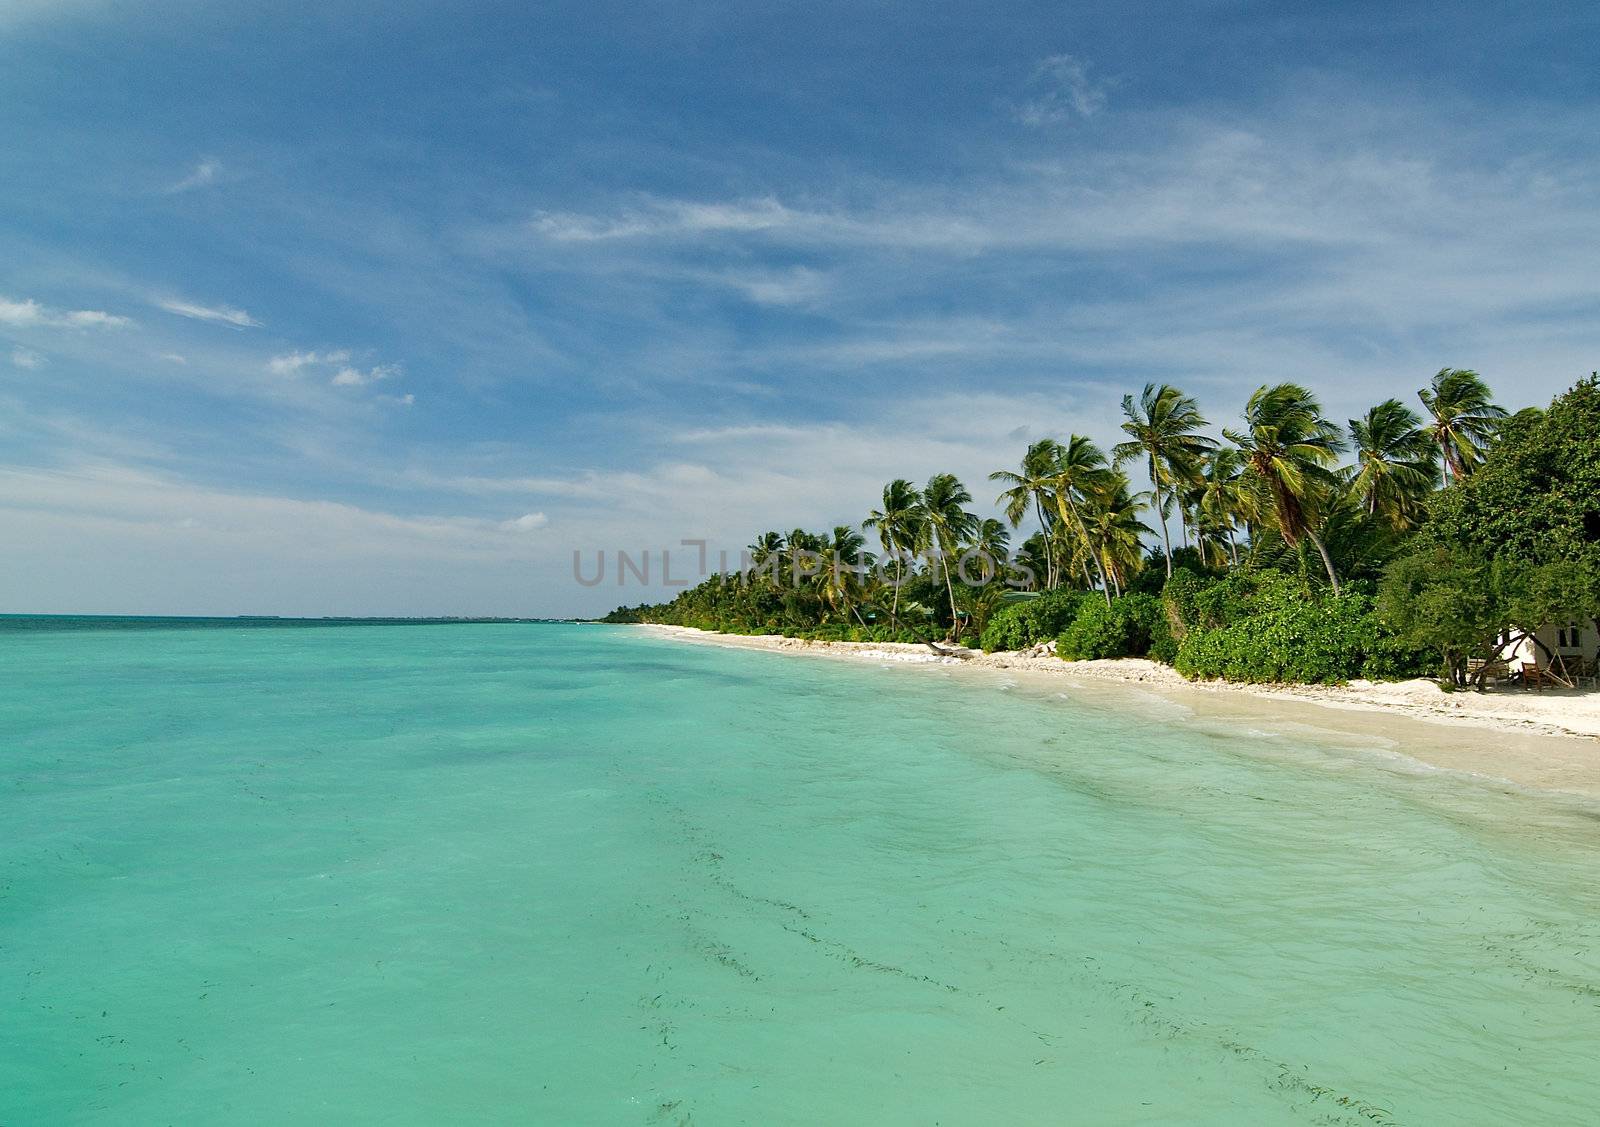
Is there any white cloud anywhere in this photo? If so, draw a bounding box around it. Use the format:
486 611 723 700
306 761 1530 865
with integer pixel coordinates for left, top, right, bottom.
158 297 261 328
10 348 44 370
264 348 404 399
0 297 46 326
530 196 805 242
718 266 829 306
1014 54 1109 126
267 349 351 375
157 352 188 365
499 512 549 532
166 159 222 194
0 296 131 330
332 363 399 387
61 309 131 328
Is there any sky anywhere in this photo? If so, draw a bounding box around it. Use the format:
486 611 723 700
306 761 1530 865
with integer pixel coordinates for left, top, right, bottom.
2 0 1597 617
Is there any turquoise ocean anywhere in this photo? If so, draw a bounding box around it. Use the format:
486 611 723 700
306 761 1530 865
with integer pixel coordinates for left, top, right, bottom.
4 619 1599 1125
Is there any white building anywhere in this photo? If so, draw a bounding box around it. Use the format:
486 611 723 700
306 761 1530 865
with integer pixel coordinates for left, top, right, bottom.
1504 620 1597 682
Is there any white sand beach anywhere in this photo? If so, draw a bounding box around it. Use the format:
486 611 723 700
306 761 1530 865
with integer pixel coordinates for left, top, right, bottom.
639 624 1600 797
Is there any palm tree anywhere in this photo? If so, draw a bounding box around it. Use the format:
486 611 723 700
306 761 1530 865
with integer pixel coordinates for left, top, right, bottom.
1014 530 1051 591
781 528 824 590
746 531 784 568
1192 446 1249 566
819 525 869 625
1081 475 1151 598
1418 368 1507 482
921 473 979 636
1347 399 1439 530
990 438 1064 587
863 479 924 626
1112 383 1217 577
964 517 1012 585
1049 434 1117 599
1224 383 1346 593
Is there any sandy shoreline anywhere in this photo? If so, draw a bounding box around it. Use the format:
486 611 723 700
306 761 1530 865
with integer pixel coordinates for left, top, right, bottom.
635 623 1600 799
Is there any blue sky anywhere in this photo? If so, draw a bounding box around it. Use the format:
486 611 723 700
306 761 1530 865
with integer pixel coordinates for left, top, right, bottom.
3 0 1597 616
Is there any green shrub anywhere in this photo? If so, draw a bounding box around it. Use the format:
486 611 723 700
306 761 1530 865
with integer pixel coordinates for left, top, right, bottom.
1173 588 1431 684
979 589 1090 652
979 604 1031 652
1159 568 1208 634
1057 593 1174 661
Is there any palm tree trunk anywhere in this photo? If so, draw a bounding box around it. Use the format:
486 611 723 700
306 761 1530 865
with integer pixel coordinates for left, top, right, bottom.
1034 496 1055 588
890 554 903 627
939 548 959 640
1151 466 1173 578
1061 497 1113 605
1307 528 1341 595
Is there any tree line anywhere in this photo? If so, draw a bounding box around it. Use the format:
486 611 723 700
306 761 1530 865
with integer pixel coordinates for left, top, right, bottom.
607 372 1600 688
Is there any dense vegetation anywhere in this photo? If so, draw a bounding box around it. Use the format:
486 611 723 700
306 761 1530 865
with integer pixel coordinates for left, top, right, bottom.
1377 377 1600 686
607 373 1600 687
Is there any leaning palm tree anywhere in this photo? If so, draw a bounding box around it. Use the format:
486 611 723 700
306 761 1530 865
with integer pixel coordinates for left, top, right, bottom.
1224 383 1346 593
863 479 925 627
1112 383 1217 577
1049 434 1117 596
921 473 980 636
1081 475 1151 599
1418 368 1507 482
1347 399 1439 530
990 438 1064 588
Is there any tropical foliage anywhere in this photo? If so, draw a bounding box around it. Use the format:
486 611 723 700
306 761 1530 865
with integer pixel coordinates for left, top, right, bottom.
608 371 1600 688
1379 374 1600 684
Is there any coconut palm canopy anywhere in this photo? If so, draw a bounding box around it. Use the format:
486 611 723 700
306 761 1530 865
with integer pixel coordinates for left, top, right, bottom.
1420 368 1509 481
1348 399 1439 530
1112 383 1217 577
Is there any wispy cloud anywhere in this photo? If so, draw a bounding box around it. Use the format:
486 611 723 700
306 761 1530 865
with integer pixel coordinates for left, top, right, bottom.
714 266 830 306
1013 54 1109 126
267 349 351 376
165 159 222 194
158 297 261 328
0 296 132 330
332 363 399 387
529 197 806 242
10 348 44 370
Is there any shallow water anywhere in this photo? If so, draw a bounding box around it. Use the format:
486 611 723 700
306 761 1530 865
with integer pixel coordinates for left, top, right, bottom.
3 622 1599 1125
